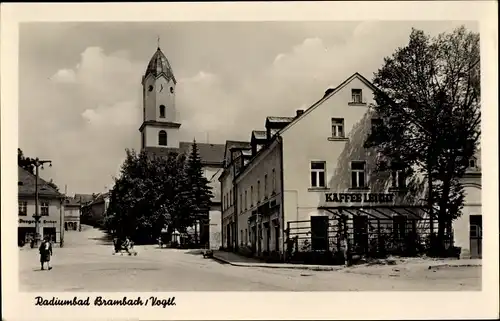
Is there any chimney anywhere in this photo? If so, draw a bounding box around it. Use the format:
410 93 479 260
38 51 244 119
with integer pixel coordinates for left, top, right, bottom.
296 109 304 117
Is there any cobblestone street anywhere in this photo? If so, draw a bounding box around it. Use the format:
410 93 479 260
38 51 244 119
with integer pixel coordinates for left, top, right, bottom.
19 227 481 291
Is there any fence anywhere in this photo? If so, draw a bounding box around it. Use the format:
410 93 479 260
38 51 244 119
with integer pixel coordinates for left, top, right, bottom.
285 205 450 263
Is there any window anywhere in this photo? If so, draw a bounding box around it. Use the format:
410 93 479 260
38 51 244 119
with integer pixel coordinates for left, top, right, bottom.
391 162 406 189
310 161 326 188
18 201 27 216
158 130 167 146
245 228 248 244
240 193 242 212
250 186 254 206
331 118 345 138
245 190 248 210
230 190 232 206
469 157 477 168
351 161 366 188
41 202 49 216
272 169 276 193
257 180 261 203
351 89 363 103
159 105 166 118
264 174 268 198
240 230 243 245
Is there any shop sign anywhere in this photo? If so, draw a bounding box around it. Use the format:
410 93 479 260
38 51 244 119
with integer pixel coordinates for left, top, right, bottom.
43 220 57 224
19 218 36 224
324 192 395 203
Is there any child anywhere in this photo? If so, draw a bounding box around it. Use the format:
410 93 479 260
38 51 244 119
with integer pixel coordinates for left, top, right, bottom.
39 236 53 270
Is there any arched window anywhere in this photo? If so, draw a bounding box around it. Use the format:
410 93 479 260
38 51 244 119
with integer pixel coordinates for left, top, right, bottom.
158 130 167 146
159 105 166 118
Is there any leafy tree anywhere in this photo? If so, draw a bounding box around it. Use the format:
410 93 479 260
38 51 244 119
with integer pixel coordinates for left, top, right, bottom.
18 148 35 174
365 26 480 252
185 140 213 243
105 148 195 244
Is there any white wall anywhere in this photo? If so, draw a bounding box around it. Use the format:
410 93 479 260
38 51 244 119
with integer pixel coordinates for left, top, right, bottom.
144 125 180 149
143 75 177 122
453 183 482 257
280 75 428 232
235 141 283 248
18 197 63 243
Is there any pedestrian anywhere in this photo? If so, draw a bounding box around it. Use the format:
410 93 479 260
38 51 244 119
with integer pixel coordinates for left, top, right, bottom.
39 236 53 270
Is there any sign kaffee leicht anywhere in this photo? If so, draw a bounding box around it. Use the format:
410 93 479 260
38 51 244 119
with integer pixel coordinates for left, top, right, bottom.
324 192 395 203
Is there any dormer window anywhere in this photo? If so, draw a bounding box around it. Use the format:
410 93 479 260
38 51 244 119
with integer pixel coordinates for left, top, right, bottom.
159 105 166 118
351 89 363 103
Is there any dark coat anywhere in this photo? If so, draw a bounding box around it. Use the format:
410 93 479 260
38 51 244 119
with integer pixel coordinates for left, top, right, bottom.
39 241 53 263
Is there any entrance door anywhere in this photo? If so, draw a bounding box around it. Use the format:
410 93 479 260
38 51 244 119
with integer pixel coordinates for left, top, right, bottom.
266 226 271 252
469 215 482 259
43 227 57 242
311 216 329 251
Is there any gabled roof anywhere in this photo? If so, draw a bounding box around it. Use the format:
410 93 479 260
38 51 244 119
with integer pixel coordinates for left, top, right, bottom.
18 166 63 198
64 197 81 207
74 193 95 204
279 72 377 136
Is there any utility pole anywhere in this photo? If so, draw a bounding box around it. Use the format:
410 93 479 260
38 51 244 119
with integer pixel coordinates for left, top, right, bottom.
33 158 52 246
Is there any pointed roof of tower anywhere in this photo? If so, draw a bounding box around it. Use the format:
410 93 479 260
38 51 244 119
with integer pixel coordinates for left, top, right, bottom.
145 47 177 84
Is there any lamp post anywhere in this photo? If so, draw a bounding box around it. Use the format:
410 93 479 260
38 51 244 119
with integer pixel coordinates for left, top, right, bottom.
33 157 52 246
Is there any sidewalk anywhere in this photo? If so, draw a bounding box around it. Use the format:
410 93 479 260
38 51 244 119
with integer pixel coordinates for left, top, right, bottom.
212 250 482 272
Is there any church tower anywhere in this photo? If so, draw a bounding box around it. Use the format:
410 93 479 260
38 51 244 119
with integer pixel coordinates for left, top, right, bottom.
139 45 181 151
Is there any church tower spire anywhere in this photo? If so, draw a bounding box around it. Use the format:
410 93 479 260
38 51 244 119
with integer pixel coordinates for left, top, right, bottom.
139 45 181 151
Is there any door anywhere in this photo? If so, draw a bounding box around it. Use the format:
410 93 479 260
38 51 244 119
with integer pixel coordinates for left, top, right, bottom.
275 224 280 252
43 227 57 242
311 216 329 251
469 215 482 259
353 216 369 254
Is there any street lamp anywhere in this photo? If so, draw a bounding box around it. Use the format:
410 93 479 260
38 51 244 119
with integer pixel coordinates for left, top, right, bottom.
33 157 52 246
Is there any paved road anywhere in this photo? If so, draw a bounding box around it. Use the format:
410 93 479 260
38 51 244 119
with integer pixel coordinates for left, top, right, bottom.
19 227 481 291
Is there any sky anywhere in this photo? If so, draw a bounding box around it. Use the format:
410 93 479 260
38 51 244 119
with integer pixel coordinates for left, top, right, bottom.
18 21 478 195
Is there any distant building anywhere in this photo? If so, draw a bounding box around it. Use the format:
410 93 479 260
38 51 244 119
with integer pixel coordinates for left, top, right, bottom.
81 192 110 227
138 45 225 247
63 197 81 231
18 166 65 246
221 72 482 260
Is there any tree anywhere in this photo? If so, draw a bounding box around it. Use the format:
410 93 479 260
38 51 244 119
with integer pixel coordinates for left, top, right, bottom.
104 148 194 244
365 26 480 252
18 148 35 174
185 140 213 244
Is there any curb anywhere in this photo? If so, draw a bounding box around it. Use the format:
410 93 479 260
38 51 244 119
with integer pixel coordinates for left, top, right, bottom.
212 255 343 271
428 263 482 269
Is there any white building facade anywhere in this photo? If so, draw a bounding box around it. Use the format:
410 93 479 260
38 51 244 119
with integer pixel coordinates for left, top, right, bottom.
222 72 481 260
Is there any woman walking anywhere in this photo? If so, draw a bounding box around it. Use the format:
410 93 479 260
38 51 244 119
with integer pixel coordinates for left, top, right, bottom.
39 236 53 270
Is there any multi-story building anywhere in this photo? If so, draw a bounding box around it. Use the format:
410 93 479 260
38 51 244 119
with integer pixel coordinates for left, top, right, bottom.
18 166 65 246
138 45 225 247
221 72 482 260
63 197 81 231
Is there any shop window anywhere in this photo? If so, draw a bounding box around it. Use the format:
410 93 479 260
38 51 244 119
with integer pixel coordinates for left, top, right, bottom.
18 201 27 216
351 161 366 188
331 118 345 138
310 161 326 188
353 216 368 253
